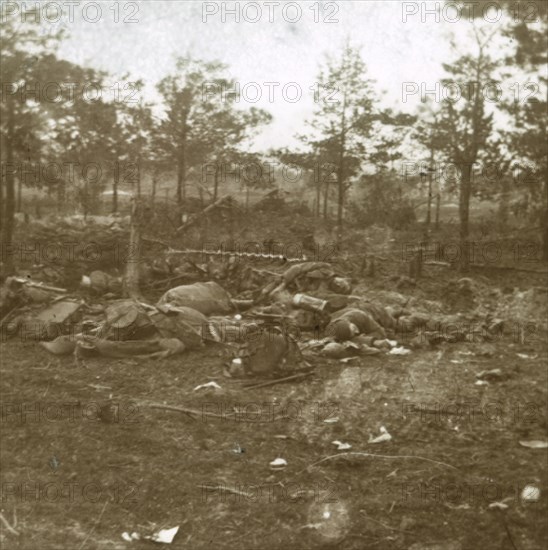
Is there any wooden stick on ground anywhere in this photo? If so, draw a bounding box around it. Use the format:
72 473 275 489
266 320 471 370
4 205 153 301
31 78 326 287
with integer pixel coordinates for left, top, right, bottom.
242 371 314 390
0 306 19 326
197 484 252 499
13 278 67 293
0 512 19 536
298 451 458 475
147 404 198 420
145 403 279 423
77 500 108 550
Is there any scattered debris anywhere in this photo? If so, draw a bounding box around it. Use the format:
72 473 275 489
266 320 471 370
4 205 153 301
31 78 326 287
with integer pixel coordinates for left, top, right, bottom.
519 440 548 449
193 381 222 392
369 426 393 444
521 485 540 502
242 371 314 390
445 503 471 510
389 346 411 356
476 368 506 382
121 532 141 542
146 526 180 544
227 357 245 377
232 442 245 454
269 458 287 470
488 502 509 510
332 440 352 450
304 501 350 540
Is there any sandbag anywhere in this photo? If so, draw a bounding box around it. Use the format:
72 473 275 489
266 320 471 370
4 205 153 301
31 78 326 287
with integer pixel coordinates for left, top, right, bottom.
157 282 232 315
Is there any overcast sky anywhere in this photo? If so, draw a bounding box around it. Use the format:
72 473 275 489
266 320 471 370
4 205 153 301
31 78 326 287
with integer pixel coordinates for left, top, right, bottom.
42 0 519 149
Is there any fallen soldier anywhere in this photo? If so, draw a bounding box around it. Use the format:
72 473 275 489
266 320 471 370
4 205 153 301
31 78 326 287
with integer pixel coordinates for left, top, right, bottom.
41 335 186 359
327 307 387 341
75 335 186 359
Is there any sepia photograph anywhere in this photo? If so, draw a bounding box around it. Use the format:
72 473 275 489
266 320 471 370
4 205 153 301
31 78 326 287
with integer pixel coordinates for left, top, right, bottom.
0 1 547 548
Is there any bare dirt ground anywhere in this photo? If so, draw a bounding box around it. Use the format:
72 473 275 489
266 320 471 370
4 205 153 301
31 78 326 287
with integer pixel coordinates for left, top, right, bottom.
1 221 547 550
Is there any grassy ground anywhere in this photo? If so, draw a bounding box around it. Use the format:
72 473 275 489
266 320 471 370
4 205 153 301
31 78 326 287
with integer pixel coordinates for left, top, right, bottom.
1 335 546 549
1 217 547 549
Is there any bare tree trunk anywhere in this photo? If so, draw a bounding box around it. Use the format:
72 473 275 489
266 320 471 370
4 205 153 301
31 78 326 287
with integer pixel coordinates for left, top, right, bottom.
57 179 66 213
213 168 219 202
498 176 510 230
124 198 143 299
0 168 4 234
337 93 347 241
459 163 472 271
228 198 234 241
543 216 548 261
425 175 432 227
2 95 16 275
435 192 440 229
177 122 188 207
177 158 183 206
151 169 157 201
315 176 321 218
136 162 141 197
543 180 548 261
112 160 119 213
34 196 41 219
425 146 434 227
16 177 22 212
201 211 209 244
323 177 330 220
